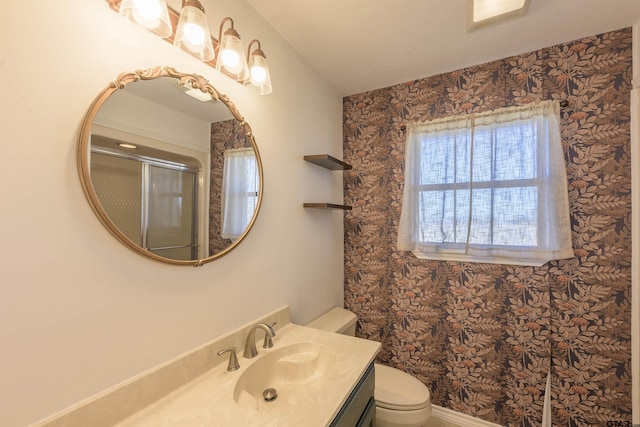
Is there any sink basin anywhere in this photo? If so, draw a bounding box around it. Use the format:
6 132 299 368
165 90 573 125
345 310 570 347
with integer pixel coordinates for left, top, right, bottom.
233 342 336 411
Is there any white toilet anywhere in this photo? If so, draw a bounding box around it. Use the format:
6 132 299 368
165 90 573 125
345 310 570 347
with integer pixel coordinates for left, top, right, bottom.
307 307 432 427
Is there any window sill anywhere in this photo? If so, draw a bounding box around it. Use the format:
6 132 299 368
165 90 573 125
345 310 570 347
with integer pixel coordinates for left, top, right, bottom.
409 250 546 267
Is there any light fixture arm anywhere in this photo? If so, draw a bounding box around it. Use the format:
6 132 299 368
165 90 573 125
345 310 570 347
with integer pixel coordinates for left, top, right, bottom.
247 39 261 59
216 17 235 53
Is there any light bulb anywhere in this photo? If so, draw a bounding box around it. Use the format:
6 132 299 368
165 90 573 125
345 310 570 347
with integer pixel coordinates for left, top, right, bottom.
250 65 267 84
221 49 240 69
133 0 162 20
183 23 205 46
120 0 171 36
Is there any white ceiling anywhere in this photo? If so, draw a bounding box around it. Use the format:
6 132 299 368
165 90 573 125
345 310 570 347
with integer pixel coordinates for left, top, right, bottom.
123 76 233 122
246 0 640 96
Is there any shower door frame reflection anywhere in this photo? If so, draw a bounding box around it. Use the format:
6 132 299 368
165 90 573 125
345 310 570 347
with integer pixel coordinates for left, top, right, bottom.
91 147 200 261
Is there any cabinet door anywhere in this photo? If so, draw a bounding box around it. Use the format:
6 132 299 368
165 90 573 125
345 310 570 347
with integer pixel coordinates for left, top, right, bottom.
356 398 376 427
330 364 375 427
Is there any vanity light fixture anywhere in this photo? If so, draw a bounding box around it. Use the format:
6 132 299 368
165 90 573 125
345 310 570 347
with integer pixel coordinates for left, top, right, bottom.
106 0 272 94
245 39 272 95
173 0 215 61
118 0 172 38
215 18 249 82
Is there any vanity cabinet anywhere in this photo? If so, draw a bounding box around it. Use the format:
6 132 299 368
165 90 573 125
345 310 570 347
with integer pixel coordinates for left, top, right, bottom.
303 154 352 210
330 363 375 427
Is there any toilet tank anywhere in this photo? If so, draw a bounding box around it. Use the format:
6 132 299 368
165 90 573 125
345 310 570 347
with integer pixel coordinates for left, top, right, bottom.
306 307 357 336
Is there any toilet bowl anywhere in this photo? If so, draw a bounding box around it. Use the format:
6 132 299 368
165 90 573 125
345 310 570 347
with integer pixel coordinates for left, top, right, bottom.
307 307 432 427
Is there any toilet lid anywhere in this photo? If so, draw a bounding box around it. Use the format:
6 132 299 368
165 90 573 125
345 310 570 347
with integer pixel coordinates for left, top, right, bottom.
374 363 431 411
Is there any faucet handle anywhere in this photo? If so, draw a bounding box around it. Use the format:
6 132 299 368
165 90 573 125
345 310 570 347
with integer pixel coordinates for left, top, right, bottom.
217 347 240 371
263 322 277 348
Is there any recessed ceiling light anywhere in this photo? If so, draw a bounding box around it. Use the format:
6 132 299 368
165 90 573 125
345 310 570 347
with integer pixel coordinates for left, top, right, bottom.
468 0 530 31
118 143 137 149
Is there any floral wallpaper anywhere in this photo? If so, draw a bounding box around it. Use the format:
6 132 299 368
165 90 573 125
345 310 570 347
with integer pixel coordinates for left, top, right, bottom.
209 119 252 255
343 29 632 426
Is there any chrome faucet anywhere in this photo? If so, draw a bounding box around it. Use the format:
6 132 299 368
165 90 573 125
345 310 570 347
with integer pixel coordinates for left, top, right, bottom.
243 322 276 359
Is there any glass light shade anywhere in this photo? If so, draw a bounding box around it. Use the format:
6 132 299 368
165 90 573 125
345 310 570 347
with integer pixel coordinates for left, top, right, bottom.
216 29 249 81
119 0 172 38
246 49 272 95
173 1 215 61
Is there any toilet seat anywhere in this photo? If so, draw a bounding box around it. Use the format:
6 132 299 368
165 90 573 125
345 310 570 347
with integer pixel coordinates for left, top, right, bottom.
374 363 431 411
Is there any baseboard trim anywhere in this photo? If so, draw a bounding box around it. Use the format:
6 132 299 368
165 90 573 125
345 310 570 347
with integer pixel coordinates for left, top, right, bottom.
431 405 504 427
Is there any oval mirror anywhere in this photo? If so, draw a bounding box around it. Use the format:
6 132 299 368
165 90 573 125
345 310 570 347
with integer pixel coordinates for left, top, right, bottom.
77 67 263 266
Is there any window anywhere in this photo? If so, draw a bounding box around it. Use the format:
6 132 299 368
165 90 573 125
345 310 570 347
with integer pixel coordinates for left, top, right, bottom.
397 101 573 266
221 148 259 241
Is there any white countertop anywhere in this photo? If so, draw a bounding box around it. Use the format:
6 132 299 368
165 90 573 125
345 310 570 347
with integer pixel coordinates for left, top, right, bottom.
115 324 380 427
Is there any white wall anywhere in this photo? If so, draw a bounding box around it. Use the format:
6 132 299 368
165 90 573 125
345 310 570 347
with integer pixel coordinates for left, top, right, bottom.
95 90 212 153
0 1 345 426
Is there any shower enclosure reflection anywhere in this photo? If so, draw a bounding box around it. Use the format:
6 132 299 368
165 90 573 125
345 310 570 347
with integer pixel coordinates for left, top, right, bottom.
91 136 200 260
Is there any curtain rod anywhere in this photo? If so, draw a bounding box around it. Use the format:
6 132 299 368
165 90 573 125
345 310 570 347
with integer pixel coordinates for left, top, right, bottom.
398 100 569 132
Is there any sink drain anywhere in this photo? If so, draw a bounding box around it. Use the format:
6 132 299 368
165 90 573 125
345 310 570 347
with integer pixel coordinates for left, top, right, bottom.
263 388 278 402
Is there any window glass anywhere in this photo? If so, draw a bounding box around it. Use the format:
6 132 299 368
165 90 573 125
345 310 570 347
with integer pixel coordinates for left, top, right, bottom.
398 101 573 265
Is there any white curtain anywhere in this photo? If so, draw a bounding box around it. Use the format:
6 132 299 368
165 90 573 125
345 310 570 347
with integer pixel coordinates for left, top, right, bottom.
398 101 574 265
221 148 258 241
542 371 552 427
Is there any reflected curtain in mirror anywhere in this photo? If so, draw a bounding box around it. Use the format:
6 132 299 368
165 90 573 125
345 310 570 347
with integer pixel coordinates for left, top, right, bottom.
221 148 258 241
209 118 256 254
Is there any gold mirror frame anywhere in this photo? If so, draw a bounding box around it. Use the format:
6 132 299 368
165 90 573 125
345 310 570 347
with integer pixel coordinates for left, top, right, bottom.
77 66 263 266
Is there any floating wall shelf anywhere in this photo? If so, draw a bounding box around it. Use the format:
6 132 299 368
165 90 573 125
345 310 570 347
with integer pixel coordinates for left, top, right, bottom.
304 154 352 210
303 203 353 210
304 155 352 171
